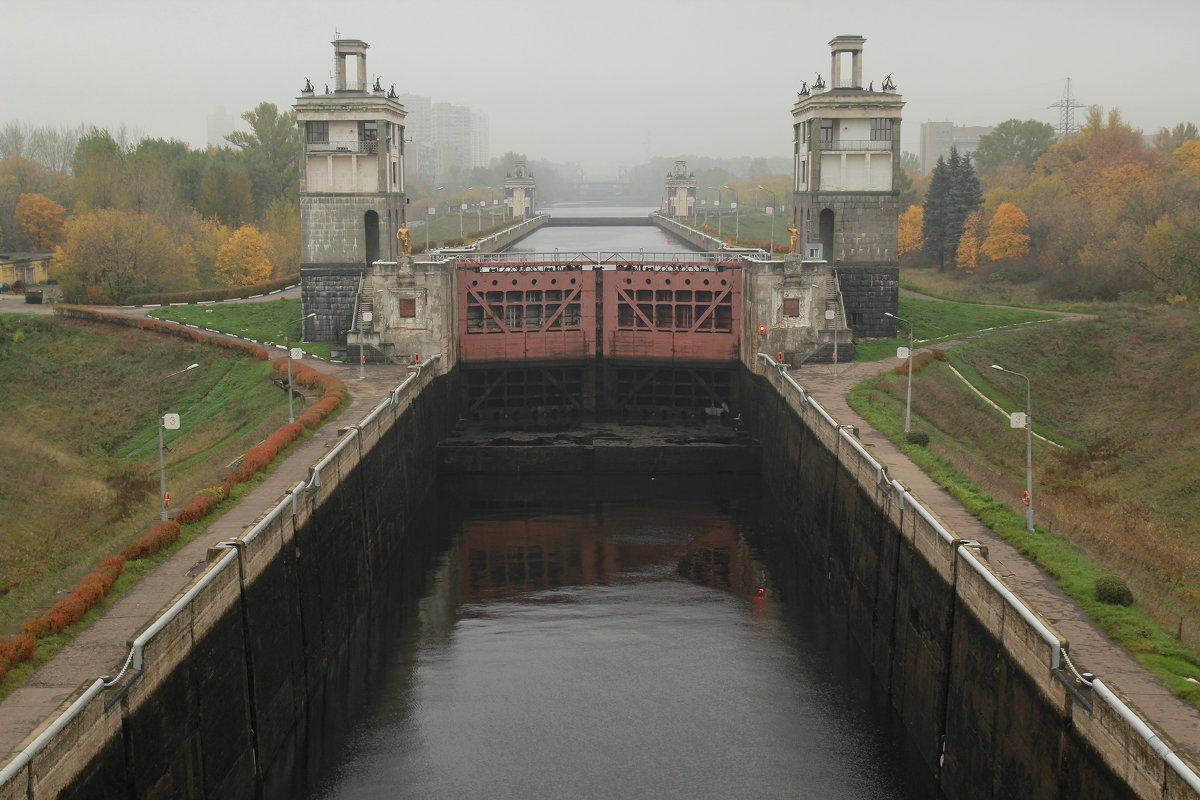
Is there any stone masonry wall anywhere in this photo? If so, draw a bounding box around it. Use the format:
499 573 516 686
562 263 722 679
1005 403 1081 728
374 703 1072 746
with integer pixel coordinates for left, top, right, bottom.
794 192 899 265
836 266 899 339
302 264 364 343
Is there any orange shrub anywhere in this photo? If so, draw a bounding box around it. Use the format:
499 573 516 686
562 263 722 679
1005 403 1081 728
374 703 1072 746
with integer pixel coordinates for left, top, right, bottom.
25 557 125 638
120 520 181 561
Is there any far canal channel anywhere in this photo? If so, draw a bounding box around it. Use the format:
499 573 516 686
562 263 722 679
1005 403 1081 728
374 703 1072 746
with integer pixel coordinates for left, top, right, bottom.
305 209 936 798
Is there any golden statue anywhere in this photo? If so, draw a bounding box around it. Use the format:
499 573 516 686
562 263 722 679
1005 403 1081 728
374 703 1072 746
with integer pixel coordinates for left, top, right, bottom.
396 224 411 257
787 223 799 254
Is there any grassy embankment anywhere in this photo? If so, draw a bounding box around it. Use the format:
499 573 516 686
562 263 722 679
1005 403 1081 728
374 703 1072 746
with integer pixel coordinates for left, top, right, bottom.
848 278 1200 704
0 313 298 680
149 297 340 360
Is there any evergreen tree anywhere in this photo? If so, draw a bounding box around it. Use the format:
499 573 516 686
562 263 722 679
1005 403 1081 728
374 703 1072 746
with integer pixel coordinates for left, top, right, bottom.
922 154 950 268
942 149 980 264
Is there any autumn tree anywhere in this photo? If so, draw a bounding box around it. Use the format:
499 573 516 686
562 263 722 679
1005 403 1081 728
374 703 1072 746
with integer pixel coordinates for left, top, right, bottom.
198 161 253 227
15 193 66 251
897 205 923 260
71 128 125 211
1175 140 1200 177
1139 208 1200 300
214 225 273 287
56 209 189 303
176 213 229 288
261 199 300 277
225 102 299 216
0 157 57 249
1153 122 1199 156
973 119 1056 174
980 202 1031 262
955 210 985 273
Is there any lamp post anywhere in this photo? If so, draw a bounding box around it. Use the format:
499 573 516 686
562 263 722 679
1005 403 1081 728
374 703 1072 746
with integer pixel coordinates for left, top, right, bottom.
285 313 317 424
884 311 913 432
158 363 199 521
733 190 740 241
427 185 444 252
719 185 732 239
459 186 474 241
992 364 1035 532
758 185 777 256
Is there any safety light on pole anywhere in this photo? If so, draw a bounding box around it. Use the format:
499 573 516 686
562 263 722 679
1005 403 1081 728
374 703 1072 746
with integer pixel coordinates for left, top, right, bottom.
884 312 914 432
158 363 200 521
992 363 1035 532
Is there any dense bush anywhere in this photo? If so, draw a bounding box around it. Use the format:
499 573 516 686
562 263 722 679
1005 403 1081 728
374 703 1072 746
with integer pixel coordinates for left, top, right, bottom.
1097 573 1135 606
906 431 931 446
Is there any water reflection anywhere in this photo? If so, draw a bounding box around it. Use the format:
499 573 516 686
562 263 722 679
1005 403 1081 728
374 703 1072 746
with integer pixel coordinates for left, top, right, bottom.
311 476 930 799
507 204 693 254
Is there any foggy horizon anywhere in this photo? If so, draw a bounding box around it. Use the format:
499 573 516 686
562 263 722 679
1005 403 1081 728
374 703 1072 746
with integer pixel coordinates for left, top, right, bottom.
6 0 1198 178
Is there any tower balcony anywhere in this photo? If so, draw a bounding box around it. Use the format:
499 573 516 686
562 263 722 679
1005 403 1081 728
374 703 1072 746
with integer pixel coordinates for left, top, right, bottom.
817 139 892 152
306 138 380 155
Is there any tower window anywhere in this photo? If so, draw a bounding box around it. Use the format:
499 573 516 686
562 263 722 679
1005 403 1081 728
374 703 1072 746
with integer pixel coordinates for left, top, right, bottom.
306 121 328 144
871 119 893 141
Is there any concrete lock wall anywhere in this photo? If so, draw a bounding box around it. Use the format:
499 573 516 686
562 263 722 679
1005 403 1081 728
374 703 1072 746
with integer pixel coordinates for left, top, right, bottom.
0 363 460 800
742 358 1199 800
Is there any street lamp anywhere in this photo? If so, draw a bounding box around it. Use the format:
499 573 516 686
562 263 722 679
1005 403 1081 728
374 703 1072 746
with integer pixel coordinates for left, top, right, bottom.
733 190 740 241
459 186 474 241
285 313 317 424
758 185 777 256
427 186 444 252
884 311 914 433
992 364 1035 532
158 363 199 521
719 185 732 239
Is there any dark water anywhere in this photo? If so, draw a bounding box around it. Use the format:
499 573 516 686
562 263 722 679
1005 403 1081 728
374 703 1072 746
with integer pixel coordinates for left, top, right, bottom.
309 475 932 799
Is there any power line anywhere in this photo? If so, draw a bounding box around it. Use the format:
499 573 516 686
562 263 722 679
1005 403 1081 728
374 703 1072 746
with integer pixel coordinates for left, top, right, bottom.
1048 78 1085 140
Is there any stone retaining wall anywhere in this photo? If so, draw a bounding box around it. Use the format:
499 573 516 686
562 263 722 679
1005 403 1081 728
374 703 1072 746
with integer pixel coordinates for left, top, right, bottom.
744 359 1197 800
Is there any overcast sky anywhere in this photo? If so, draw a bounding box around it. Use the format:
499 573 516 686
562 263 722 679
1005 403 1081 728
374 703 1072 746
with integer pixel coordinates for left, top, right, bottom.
6 0 1198 177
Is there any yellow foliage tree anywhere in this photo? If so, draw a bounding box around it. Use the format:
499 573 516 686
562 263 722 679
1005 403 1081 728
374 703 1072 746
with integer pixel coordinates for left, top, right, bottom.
55 209 189 303
1174 140 1200 178
955 209 986 273
980 202 1031 262
897 205 923 258
15 193 66 251
214 225 273 287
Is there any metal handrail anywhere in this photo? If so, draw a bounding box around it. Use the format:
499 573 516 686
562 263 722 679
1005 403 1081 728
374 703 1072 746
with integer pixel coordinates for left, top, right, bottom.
818 139 892 151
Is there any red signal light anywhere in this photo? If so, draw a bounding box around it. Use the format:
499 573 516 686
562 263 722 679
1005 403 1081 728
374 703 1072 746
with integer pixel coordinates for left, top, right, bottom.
758 324 767 335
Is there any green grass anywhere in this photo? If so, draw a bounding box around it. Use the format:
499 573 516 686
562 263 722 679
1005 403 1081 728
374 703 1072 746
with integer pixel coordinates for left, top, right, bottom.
851 295 1060 362
847 303 1200 705
149 298 343 361
0 314 294 634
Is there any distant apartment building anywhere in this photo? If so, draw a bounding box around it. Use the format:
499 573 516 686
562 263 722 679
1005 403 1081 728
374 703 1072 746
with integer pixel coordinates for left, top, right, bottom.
397 93 488 184
919 121 993 173
206 107 236 148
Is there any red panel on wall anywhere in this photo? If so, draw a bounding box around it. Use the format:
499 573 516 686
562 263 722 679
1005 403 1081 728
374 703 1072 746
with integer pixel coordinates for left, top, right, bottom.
601 270 741 362
458 270 597 362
